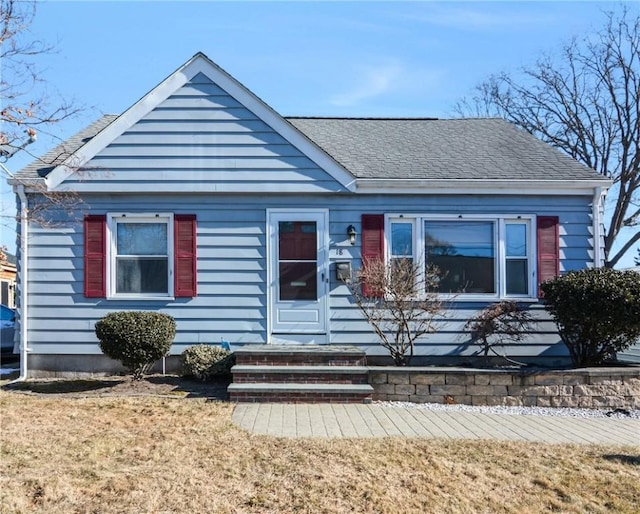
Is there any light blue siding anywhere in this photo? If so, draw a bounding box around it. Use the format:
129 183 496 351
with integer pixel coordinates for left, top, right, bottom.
618 344 640 364
23 192 595 366
64 73 347 193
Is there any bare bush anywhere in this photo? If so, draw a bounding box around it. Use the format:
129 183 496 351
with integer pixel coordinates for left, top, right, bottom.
464 301 536 366
345 257 446 366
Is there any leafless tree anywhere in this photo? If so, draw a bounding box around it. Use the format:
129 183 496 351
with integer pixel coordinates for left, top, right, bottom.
463 301 536 367
1 0 83 227
345 257 447 366
455 7 639 268
0 0 79 151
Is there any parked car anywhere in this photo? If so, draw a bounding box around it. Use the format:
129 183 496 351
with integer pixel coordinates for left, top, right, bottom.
1 304 16 354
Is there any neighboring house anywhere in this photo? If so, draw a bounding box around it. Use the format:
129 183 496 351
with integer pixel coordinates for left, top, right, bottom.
0 251 16 308
9 53 611 375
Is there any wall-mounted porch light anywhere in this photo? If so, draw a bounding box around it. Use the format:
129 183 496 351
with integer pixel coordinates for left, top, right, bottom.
347 225 357 245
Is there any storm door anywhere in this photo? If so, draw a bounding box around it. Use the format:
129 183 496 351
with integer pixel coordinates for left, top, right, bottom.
268 210 328 342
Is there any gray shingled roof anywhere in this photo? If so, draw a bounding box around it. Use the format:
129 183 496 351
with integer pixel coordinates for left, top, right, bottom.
17 115 603 183
287 117 603 181
14 115 118 181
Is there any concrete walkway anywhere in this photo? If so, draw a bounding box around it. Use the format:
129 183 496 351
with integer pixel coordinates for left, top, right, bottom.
232 403 640 446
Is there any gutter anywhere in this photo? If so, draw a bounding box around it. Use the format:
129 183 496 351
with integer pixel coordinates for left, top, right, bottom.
592 186 605 268
356 178 612 195
9 185 30 383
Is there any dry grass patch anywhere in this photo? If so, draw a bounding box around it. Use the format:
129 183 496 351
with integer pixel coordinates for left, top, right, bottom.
0 391 638 513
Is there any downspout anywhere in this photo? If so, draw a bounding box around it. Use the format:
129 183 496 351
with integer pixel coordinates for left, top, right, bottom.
9 185 29 382
592 186 604 268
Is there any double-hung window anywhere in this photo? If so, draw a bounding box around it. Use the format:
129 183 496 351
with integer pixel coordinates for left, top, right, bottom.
107 213 174 298
389 220 416 289
504 222 529 295
390 221 414 266
387 215 534 298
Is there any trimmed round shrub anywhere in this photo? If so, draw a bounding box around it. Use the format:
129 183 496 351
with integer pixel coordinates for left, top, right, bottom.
541 268 640 367
95 311 176 379
180 345 235 381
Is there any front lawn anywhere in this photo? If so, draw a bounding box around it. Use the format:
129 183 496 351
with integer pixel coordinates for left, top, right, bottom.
0 390 638 513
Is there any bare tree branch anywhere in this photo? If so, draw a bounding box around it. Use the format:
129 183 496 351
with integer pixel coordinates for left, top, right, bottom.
455 7 640 267
0 0 84 229
608 229 640 268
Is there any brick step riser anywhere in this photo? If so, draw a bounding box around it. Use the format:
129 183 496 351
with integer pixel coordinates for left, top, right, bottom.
231 346 370 402
236 355 366 367
230 392 372 403
232 373 369 384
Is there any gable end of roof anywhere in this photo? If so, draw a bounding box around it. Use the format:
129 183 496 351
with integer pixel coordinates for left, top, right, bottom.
37 53 356 191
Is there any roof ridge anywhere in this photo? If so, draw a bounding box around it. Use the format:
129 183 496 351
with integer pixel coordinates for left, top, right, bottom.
286 116 440 121
285 117 508 121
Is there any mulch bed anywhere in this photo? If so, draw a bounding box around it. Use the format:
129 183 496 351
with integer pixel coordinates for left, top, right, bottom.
1 374 231 400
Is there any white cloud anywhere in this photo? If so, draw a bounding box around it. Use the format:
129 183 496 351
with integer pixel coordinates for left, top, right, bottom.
394 6 557 31
329 63 403 107
329 61 445 109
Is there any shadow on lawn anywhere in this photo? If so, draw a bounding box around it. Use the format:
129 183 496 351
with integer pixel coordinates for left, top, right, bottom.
1 374 231 400
145 375 230 400
602 454 640 466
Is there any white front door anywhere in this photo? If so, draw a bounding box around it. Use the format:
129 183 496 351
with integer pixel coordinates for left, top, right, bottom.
268 209 328 343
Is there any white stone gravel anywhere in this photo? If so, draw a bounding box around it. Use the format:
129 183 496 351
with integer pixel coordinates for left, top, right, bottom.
377 401 640 419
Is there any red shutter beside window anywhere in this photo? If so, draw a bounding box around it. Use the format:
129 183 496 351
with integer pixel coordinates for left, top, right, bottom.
537 215 559 297
84 215 106 298
361 214 385 297
174 214 197 297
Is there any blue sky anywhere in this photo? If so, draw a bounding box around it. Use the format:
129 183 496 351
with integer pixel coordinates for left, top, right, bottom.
1 0 637 266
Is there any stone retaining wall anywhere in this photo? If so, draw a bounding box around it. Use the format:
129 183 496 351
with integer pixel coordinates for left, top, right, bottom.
369 367 640 410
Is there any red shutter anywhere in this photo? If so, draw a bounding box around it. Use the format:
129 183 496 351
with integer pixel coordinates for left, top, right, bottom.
174 214 197 297
84 215 106 298
361 214 385 297
537 216 559 297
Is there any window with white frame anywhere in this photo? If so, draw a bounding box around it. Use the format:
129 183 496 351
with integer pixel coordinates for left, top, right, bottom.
424 220 495 294
107 213 173 297
390 221 414 265
504 222 529 295
388 215 534 298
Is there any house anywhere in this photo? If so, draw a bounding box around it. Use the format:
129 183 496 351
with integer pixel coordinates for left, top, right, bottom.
9 53 611 376
0 250 16 308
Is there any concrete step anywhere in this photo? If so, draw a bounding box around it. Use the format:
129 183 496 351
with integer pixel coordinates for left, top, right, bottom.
228 383 374 404
231 365 369 384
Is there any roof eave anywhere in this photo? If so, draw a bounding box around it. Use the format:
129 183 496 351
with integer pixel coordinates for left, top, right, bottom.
356 178 612 195
8 177 45 188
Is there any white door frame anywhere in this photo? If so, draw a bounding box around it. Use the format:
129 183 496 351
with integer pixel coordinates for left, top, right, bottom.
266 208 329 344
